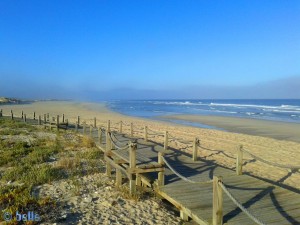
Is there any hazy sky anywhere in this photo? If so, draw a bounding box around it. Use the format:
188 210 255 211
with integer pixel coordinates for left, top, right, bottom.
0 0 299 100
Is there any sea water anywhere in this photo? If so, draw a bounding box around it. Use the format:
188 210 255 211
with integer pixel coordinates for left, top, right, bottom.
106 99 300 128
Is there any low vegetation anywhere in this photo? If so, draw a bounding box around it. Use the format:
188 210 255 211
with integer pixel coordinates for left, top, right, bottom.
0 118 103 224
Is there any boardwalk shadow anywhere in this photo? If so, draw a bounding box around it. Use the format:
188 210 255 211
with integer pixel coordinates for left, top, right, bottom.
199 145 300 194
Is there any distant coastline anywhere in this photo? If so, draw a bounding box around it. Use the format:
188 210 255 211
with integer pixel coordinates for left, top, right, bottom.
0 97 72 105
0 97 30 104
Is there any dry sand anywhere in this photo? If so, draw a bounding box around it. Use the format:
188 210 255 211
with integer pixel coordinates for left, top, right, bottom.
1 101 300 221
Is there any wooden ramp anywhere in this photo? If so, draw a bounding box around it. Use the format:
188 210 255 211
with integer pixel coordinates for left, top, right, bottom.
97 131 300 225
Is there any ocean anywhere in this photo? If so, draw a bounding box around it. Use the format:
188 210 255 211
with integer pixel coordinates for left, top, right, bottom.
106 99 300 127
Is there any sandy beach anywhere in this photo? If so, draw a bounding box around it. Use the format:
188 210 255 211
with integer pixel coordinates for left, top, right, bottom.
1 101 300 190
161 114 300 143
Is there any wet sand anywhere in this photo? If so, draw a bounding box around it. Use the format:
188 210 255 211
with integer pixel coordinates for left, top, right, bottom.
161 114 300 143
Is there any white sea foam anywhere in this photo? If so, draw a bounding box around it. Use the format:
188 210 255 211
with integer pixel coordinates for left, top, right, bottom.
209 103 300 111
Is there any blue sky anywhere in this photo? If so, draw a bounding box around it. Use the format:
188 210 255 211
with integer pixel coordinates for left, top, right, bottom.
0 0 299 100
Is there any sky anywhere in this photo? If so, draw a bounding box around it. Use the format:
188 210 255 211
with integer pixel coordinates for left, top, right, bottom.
0 0 299 100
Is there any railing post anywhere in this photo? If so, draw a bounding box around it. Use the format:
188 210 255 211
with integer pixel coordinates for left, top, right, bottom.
213 176 223 225
119 121 122 133
62 114 65 123
24 114 27 123
33 112 36 120
158 152 165 186
89 126 93 137
130 122 133 137
106 132 112 152
105 131 112 177
144 126 148 141
107 120 111 132
193 137 200 161
236 145 243 175
38 115 41 125
129 141 137 195
83 123 86 134
75 116 79 132
116 168 122 187
21 111 23 119
98 127 103 143
94 117 96 128
164 131 168 151
77 116 80 126
47 113 49 121
56 115 59 131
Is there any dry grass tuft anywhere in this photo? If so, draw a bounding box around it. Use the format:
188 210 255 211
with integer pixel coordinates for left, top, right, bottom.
56 156 81 170
116 184 145 202
81 136 96 148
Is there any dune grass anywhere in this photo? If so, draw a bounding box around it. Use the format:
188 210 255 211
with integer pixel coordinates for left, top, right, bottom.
0 117 103 224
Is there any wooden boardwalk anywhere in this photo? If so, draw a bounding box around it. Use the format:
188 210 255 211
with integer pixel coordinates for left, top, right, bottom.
97 131 300 225
1 111 300 225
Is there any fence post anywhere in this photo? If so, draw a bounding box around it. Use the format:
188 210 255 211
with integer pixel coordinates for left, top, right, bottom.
164 131 168 151
89 126 93 137
158 152 165 186
38 115 41 125
24 114 27 123
62 114 65 123
116 139 123 187
98 127 103 143
77 116 80 126
236 145 243 175
56 115 59 131
193 137 200 161
83 123 86 134
107 120 111 132
11 111 13 120
116 168 122 187
33 112 36 120
119 121 122 133
144 126 148 141
105 131 112 177
213 176 223 225
0 109 2 117
47 113 49 121
21 111 23 119
129 141 137 195
75 116 79 132
130 123 133 137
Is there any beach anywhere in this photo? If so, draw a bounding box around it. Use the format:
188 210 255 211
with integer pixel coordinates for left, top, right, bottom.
1 101 300 191
161 114 300 143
